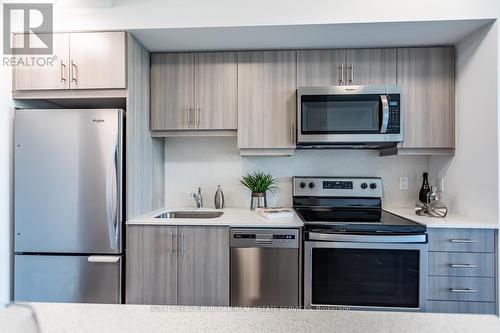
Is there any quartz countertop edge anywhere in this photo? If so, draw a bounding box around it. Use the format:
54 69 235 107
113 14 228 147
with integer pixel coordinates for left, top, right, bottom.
385 208 500 229
126 207 304 228
1 302 499 333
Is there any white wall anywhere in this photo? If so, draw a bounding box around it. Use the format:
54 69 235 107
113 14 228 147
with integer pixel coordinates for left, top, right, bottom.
430 23 499 223
0 28 14 304
164 137 429 209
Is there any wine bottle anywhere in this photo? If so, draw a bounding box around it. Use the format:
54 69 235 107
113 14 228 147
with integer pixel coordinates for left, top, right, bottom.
419 172 431 204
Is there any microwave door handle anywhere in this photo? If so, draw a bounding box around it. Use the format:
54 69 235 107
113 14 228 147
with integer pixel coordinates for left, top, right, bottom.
380 95 389 133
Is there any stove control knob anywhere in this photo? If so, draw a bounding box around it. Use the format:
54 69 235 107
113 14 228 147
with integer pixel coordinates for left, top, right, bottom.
361 183 368 189
299 182 306 189
370 183 377 189
308 182 315 189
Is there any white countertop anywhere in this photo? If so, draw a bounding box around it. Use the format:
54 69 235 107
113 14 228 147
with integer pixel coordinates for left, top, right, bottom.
385 208 500 229
1 303 498 333
127 207 303 228
128 207 500 229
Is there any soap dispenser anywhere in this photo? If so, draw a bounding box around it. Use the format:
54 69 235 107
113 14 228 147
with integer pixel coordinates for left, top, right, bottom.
214 185 224 209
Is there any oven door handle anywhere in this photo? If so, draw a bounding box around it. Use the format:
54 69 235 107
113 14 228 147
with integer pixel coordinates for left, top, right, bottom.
308 232 427 243
379 94 389 133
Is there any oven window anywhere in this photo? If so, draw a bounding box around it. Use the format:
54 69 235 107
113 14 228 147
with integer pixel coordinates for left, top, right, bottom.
311 248 420 308
301 95 381 134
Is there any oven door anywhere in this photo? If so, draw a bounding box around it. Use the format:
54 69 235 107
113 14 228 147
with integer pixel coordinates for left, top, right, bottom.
297 86 402 145
304 235 427 311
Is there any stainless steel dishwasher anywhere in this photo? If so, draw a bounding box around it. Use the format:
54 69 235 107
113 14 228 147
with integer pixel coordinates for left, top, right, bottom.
230 228 300 307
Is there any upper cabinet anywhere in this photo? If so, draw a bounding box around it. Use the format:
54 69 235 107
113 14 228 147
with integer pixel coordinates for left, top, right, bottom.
237 51 297 153
13 33 70 90
297 50 346 86
150 52 237 133
195 52 238 130
346 48 397 85
151 53 194 130
297 48 396 86
397 47 455 150
13 31 126 91
68 32 126 89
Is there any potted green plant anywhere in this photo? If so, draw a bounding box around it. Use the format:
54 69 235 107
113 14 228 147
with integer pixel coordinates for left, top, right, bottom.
240 171 277 210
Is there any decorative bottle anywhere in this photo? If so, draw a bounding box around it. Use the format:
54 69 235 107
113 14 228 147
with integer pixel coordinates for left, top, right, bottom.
214 185 224 209
418 172 431 204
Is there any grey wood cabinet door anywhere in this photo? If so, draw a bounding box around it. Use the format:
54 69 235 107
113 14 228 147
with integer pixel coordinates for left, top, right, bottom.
194 52 238 130
346 48 397 85
177 226 229 306
151 53 195 130
13 33 70 90
69 32 126 89
237 51 297 149
297 49 346 86
126 226 178 305
397 47 455 148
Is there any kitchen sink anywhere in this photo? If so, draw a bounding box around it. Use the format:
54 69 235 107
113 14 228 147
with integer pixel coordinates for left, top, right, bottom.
155 211 224 219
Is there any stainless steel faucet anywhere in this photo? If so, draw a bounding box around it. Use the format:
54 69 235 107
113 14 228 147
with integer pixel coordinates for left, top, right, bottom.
192 187 203 208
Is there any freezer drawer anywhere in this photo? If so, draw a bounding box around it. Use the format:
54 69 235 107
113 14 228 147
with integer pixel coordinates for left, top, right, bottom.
14 254 122 303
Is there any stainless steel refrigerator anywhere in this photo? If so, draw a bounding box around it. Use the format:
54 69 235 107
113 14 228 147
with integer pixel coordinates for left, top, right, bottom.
14 109 124 303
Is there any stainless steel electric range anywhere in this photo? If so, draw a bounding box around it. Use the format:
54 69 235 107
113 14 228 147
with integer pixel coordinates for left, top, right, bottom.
293 177 428 311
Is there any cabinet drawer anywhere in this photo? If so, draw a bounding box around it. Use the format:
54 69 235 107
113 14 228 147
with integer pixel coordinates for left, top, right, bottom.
429 252 495 277
428 276 495 302
428 229 494 253
427 301 496 314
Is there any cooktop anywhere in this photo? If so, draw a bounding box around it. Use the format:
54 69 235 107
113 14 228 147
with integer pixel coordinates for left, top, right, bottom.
293 176 426 235
295 208 426 234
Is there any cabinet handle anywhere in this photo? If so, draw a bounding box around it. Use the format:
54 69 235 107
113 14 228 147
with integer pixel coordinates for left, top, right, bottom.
450 264 478 268
70 60 77 83
349 64 354 84
187 106 192 126
449 239 477 243
170 232 174 255
450 288 477 293
60 60 66 82
339 64 344 85
290 122 295 144
180 233 185 255
196 106 200 127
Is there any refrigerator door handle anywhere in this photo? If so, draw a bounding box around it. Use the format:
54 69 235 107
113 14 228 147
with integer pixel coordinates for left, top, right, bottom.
112 131 120 247
106 132 119 250
87 255 121 263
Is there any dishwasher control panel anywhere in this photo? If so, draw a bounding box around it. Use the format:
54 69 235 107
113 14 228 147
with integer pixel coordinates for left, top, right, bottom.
230 228 299 248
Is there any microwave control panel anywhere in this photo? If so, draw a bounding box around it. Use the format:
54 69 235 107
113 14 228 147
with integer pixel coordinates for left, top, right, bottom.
386 94 401 134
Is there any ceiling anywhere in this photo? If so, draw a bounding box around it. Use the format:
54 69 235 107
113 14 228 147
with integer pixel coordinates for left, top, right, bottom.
130 19 493 52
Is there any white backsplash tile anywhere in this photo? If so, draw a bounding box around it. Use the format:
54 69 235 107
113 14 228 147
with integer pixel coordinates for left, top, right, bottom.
164 137 429 209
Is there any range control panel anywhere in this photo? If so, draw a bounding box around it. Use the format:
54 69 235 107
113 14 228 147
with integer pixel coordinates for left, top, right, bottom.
293 177 382 198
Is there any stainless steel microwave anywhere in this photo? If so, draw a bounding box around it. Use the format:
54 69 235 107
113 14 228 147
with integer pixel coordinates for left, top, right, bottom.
297 85 403 148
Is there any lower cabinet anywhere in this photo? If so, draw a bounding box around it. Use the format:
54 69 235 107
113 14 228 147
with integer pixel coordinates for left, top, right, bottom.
426 228 497 314
126 225 229 306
